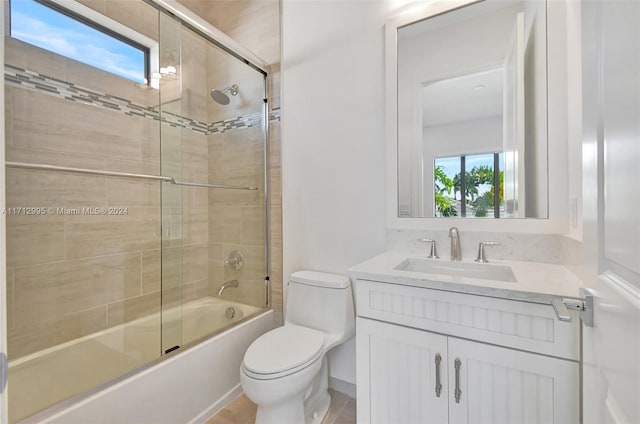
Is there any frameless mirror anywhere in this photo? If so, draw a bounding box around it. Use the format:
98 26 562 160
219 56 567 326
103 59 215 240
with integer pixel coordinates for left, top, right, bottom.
397 0 548 218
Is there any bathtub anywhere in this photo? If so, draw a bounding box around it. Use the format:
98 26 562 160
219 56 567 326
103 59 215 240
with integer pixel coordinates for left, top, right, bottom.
10 296 273 424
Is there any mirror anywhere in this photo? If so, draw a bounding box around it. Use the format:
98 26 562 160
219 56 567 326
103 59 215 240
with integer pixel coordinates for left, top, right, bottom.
396 0 548 219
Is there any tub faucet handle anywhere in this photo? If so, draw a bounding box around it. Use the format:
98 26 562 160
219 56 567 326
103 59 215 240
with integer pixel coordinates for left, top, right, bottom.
418 238 439 259
225 250 244 270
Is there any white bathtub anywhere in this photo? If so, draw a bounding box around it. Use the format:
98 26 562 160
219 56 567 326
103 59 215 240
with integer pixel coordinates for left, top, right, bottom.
10 297 273 424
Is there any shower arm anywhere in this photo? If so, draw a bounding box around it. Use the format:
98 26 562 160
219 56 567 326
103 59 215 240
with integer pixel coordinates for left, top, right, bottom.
5 161 258 191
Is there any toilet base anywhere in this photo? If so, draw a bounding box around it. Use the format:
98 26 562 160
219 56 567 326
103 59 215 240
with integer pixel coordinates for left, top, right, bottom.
255 393 305 424
248 357 331 424
303 357 330 424
252 390 330 424
305 390 330 424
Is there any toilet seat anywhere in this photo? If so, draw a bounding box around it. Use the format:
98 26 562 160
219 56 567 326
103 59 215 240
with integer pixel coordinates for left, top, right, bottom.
243 325 325 380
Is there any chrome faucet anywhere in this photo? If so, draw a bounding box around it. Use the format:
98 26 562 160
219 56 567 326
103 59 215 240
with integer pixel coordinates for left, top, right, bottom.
217 279 239 296
449 227 462 261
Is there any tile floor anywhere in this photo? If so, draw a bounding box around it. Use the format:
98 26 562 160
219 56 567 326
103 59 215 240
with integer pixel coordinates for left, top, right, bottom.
206 389 356 424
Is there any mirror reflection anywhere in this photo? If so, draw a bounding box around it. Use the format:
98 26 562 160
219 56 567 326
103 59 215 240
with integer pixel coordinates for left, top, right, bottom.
397 0 548 219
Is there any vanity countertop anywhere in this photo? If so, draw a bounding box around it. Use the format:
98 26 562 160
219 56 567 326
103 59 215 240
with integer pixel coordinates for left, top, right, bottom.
347 251 587 304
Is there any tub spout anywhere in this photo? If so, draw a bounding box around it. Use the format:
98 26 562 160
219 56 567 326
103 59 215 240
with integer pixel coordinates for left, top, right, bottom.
217 279 239 296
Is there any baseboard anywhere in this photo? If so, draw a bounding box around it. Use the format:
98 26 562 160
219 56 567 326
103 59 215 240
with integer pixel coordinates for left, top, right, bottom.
188 383 243 424
329 377 356 399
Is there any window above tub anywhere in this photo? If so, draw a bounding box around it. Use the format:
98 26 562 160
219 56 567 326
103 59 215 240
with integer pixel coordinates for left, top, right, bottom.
9 0 160 86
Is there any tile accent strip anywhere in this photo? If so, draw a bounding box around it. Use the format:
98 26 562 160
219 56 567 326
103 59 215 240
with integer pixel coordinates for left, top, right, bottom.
4 64 280 134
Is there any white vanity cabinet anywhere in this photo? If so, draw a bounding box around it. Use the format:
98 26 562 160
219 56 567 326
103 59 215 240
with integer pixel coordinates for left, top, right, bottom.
355 280 581 424
357 318 449 424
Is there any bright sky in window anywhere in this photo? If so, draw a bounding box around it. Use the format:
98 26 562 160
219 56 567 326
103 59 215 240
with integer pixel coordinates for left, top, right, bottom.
11 0 146 83
436 154 500 180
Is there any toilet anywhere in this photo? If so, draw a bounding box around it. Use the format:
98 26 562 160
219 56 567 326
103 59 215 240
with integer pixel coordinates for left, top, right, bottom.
240 271 355 424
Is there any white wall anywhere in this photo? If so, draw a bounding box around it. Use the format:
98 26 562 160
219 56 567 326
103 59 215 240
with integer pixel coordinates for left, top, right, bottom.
281 0 391 385
426 117 504 158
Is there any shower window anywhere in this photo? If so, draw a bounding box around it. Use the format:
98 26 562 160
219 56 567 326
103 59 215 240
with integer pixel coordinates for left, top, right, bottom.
9 0 152 84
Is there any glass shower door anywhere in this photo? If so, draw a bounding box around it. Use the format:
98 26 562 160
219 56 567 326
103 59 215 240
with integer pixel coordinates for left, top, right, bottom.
3 1 167 421
206 36 269 322
160 19 269 348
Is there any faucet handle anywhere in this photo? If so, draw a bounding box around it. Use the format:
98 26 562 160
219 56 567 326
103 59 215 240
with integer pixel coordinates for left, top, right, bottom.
475 241 501 263
418 238 440 259
225 250 244 270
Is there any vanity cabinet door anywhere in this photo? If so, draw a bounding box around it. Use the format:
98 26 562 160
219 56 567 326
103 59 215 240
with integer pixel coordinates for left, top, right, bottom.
448 338 579 424
356 317 448 424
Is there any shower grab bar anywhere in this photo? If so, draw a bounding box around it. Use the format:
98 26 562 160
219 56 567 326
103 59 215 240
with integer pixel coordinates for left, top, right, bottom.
5 161 258 191
6 161 173 182
172 180 257 191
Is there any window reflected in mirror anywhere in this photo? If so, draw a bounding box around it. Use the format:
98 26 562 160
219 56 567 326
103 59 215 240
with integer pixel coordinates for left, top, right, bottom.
434 153 504 218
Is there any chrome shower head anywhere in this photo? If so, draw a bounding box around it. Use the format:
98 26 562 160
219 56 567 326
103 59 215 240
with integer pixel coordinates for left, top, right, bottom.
210 84 239 105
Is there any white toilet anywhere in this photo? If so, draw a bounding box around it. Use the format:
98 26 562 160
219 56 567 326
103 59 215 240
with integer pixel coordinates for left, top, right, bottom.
240 271 355 424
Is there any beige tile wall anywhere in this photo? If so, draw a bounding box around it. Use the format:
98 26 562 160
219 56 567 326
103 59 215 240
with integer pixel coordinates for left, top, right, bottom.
269 121 283 324
207 122 266 308
4 82 165 358
186 0 281 66
5 74 166 358
5 2 157 359
75 0 159 41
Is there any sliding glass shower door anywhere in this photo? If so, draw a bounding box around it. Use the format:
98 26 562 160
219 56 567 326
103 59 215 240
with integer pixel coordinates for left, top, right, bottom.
4 1 165 420
156 12 269 350
2 0 268 421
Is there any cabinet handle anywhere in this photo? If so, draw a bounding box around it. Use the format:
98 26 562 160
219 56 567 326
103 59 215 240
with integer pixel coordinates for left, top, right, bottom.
435 353 442 397
454 358 462 403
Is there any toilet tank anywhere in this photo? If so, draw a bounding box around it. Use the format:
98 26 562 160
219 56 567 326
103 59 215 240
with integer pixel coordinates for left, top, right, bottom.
285 271 355 350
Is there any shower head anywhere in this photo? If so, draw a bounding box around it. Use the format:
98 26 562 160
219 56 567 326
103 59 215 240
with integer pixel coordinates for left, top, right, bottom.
210 84 239 105
210 89 230 105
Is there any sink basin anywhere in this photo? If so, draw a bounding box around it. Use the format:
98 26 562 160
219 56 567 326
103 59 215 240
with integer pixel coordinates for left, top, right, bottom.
394 258 517 282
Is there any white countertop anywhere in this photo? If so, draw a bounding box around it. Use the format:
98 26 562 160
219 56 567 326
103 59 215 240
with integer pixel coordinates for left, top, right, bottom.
347 251 587 304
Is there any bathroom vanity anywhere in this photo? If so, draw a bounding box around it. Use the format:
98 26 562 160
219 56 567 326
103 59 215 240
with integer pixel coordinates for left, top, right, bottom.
348 252 585 424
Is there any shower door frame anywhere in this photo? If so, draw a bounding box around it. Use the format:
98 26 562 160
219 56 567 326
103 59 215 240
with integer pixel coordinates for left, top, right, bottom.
0 0 271 422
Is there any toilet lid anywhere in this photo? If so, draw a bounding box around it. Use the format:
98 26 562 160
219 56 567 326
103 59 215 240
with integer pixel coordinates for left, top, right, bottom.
243 325 325 375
